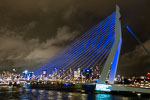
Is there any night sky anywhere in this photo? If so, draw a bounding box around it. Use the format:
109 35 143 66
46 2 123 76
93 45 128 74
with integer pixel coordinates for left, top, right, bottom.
0 0 150 77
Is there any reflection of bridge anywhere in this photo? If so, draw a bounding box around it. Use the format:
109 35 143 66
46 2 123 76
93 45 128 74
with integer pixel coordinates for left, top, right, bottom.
33 5 150 94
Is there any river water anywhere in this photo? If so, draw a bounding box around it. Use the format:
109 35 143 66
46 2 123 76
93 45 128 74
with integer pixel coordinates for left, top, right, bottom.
0 86 149 100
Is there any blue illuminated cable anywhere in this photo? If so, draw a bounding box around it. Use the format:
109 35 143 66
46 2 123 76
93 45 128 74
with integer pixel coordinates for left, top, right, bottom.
83 40 114 71
65 47 112 79
34 13 116 76
80 45 112 75
51 23 115 77
33 16 113 75
90 43 113 70
49 19 115 73
61 31 115 72
85 32 115 68
44 13 115 66
62 13 116 53
126 25 150 56
64 37 114 79
43 12 116 66
66 38 114 78
62 43 112 79
54 32 115 78
51 23 116 77
43 15 116 72
34 11 116 76
81 32 115 72
65 32 115 75
34 12 116 75
59 32 114 77
77 46 111 76
58 21 115 69
57 12 116 54
87 33 115 75
40 31 113 77
36 26 113 77
44 20 115 76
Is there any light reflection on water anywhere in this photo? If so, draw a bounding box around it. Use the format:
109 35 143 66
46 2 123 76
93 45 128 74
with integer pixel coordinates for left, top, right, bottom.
0 87 149 100
96 94 112 100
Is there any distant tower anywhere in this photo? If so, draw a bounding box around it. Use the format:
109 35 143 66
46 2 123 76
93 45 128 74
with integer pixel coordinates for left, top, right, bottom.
98 5 122 84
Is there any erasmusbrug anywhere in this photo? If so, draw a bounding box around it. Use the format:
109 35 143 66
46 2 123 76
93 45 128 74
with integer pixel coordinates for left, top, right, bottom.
34 6 122 85
32 5 150 94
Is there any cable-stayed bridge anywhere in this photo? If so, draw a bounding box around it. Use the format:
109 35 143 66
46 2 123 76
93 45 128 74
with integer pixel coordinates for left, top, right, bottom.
32 6 150 94
34 8 119 83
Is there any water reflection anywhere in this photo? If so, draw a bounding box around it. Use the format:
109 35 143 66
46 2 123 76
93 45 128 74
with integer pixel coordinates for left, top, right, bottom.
0 86 149 100
96 94 112 100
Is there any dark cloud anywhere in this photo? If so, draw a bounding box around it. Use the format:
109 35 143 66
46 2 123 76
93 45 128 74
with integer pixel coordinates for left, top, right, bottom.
117 40 150 77
0 0 118 40
0 26 78 72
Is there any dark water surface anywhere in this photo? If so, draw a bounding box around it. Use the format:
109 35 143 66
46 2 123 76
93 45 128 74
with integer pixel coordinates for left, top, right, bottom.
0 86 150 100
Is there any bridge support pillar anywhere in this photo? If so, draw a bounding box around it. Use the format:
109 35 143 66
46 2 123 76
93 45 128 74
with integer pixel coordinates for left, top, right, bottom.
98 5 122 84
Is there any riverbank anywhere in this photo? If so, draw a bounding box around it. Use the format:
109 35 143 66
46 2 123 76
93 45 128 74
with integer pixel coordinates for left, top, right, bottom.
28 82 150 97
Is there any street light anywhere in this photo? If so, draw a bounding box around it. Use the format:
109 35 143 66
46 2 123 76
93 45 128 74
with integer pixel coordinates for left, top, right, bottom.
24 70 28 74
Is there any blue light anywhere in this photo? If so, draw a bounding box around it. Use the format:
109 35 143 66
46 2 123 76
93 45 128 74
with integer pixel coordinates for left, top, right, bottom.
126 25 136 38
55 18 115 74
62 21 116 73
56 27 114 78
24 70 28 74
34 11 117 79
109 39 122 83
64 84 70 87
126 25 150 57
65 35 115 79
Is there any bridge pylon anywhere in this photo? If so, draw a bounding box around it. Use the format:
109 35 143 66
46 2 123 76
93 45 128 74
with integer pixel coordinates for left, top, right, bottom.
98 5 122 84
